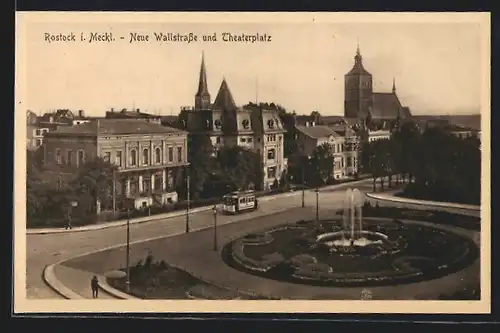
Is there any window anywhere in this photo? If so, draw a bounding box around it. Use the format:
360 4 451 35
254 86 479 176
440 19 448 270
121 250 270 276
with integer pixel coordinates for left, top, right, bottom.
35 129 41 136
36 139 42 147
267 149 276 160
168 147 173 162
240 137 246 143
66 150 73 166
155 147 161 164
177 147 183 163
267 119 275 129
142 148 149 165
130 149 137 166
346 156 352 167
216 137 221 144
55 149 62 165
247 137 253 143
77 150 85 166
267 166 277 179
115 151 122 167
242 119 250 129
103 152 111 163
214 119 222 129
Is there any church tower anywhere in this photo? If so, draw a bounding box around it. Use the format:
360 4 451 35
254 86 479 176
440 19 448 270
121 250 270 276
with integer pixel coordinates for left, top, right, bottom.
194 52 211 110
344 45 373 119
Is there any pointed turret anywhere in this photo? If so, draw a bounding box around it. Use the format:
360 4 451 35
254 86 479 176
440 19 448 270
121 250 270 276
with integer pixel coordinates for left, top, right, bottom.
212 78 237 111
195 52 211 110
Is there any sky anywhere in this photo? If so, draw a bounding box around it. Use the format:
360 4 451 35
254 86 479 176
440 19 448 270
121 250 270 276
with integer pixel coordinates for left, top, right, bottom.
17 13 488 117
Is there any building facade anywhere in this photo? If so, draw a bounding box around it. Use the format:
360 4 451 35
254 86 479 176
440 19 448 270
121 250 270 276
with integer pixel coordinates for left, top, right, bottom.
43 119 188 210
178 53 287 190
295 123 359 180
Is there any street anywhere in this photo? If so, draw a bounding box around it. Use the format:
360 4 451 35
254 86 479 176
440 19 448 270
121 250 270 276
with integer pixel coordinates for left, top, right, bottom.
26 179 375 299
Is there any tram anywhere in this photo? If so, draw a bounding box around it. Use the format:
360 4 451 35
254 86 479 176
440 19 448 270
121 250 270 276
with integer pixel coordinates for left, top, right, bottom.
222 190 258 214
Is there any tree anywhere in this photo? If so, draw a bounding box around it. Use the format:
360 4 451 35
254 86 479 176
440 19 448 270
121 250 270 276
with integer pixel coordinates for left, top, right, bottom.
70 157 118 213
309 143 335 185
217 146 262 191
186 135 219 199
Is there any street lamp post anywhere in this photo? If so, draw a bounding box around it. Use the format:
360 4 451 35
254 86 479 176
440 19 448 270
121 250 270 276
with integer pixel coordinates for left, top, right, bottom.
212 204 218 251
125 208 131 293
315 188 319 221
301 165 305 208
186 172 190 233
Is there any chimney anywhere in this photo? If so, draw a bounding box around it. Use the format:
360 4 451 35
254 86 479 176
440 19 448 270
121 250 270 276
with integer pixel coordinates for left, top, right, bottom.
110 108 115 112
136 108 140 113
78 110 85 118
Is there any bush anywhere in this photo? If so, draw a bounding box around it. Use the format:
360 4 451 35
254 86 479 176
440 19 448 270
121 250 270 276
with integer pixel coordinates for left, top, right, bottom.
289 254 317 268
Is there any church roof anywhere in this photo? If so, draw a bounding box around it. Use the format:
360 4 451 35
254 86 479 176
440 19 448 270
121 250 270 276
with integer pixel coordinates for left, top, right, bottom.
212 78 237 111
400 107 412 118
370 93 404 119
46 119 186 137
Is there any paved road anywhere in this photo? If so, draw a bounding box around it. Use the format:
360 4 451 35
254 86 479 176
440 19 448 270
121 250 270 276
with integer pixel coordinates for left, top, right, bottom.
26 179 375 299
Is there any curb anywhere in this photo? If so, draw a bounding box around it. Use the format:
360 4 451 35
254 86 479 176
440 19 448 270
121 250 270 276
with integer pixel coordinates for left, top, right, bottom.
42 263 85 300
97 276 140 300
27 178 370 235
366 192 481 211
39 206 304 299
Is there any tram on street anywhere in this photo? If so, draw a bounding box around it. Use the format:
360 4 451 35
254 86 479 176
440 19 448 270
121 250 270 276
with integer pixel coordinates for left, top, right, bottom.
222 190 258 214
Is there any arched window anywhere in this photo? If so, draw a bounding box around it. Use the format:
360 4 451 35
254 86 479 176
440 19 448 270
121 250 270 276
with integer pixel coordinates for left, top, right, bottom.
77 150 85 167
130 149 137 166
143 148 149 165
155 147 161 164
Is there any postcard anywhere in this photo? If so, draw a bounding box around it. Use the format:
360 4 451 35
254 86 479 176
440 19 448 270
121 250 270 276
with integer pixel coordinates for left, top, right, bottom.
15 11 490 314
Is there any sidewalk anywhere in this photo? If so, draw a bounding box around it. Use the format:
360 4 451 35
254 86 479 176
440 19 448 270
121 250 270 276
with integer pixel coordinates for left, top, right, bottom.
28 178 370 235
366 192 481 211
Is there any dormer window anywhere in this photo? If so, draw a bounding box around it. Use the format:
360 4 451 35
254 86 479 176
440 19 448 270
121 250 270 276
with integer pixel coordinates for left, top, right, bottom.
205 119 210 129
242 119 250 129
214 119 222 129
267 119 275 129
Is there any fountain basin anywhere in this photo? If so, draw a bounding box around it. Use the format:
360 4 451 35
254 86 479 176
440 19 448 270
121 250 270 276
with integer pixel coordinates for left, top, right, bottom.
317 231 389 247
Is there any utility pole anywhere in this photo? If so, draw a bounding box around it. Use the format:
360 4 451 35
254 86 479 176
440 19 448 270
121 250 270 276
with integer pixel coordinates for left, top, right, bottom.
186 168 190 233
112 168 116 212
125 208 131 293
315 188 319 221
301 165 305 208
212 204 218 251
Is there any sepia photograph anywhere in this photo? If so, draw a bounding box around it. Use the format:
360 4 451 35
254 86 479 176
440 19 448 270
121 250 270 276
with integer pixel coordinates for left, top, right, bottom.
15 12 490 314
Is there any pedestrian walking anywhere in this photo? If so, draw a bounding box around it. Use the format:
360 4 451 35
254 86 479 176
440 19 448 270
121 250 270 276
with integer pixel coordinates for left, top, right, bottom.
91 275 99 298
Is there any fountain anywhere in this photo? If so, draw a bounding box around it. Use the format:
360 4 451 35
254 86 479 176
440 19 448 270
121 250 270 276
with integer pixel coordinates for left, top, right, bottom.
317 188 387 247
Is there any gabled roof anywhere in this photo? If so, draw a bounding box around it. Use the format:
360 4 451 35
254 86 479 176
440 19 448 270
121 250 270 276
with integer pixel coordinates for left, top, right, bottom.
370 93 403 119
296 125 340 140
212 78 237 111
46 119 186 137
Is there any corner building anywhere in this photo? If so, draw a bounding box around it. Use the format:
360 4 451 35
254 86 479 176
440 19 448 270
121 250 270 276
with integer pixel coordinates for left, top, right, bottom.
178 53 287 190
43 119 189 210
